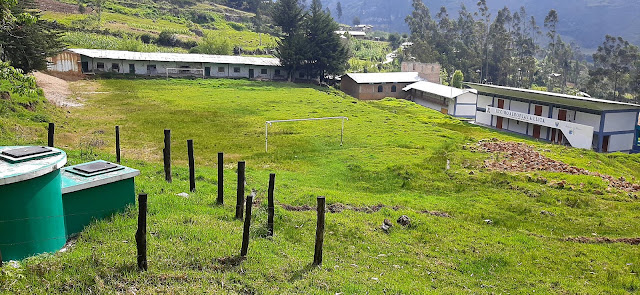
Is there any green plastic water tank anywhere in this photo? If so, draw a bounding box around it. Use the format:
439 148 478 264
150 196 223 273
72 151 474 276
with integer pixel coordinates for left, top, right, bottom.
61 160 140 236
0 146 67 261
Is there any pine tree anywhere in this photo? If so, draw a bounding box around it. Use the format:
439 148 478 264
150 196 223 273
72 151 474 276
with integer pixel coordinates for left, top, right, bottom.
305 0 349 81
272 0 306 80
0 0 64 73
336 2 342 22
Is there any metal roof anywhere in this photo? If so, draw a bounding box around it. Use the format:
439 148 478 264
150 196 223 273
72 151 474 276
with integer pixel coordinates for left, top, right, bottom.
465 82 640 111
344 72 422 84
334 31 367 36
68 49 282 67
403 81 476 99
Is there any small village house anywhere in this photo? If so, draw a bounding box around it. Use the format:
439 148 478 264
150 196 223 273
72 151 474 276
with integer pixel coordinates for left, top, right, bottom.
340 72 422 100
403 81 477 118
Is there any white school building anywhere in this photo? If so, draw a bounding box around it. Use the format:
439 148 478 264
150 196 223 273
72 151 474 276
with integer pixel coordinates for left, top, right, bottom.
466 83 640 153
47 49 311 80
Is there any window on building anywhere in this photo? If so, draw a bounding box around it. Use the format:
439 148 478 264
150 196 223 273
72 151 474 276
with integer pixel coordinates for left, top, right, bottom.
97 62 105 70
261 68 268 75
275 69 281 76
129 64 135 74
111 63 120 72
218 67 225 73
431 66 435 72
234 67 241 73
146 65 157 74
391 85 397 92
378 85 384 92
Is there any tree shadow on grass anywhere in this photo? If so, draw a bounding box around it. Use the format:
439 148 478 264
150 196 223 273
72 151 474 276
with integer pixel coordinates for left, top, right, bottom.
288 263 318 282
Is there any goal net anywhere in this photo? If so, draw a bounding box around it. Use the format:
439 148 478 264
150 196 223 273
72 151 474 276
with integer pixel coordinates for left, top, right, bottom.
166 68 205 79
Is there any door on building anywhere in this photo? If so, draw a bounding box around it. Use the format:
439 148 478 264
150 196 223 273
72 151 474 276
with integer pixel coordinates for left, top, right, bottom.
249 69 255 79
496 99 505 129
129 64 135 74
81 62 89 73
205 67 211 77
556 109 567 143
602 135 610 152
533 105 543 138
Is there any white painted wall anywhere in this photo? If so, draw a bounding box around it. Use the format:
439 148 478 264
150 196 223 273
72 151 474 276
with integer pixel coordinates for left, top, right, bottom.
603 111 638 132
455 104 476 117
574 111 602 132
609 133 635 152
475 95 493 125
457 92 477 104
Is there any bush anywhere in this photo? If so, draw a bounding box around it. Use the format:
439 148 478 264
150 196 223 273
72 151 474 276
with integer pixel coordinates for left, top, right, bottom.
140 33 153 44
157 30 179 47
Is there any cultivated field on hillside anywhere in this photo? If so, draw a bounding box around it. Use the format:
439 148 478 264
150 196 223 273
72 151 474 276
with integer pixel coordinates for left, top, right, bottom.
1 78 639 294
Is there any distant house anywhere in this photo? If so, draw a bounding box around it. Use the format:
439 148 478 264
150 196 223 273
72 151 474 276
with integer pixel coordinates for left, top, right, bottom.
334 30 367 39
46 49 312 80
341 72 422 100
403 81 477 118
401 62 441 83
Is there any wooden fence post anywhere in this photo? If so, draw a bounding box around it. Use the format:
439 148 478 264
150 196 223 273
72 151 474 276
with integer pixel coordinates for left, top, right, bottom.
236 161 246 219
240 192 254 257
115 125 121 163
47 122 55 147
187 139 195 192
163 129 172 183
313 196 326 266
267 173 276 236
217 152 224 205
135 193 148 271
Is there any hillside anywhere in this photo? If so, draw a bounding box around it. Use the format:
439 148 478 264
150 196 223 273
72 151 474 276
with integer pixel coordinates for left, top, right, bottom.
323 0 640 50
1 78 639 293
36 0 278 54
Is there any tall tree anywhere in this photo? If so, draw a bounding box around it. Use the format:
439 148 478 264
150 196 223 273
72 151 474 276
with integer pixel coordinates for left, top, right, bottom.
476 0 491 83
405 0 437 63
272 0 306 80
305 0 349 80
589 35 640 101
0 0 64 73
336 1 342 22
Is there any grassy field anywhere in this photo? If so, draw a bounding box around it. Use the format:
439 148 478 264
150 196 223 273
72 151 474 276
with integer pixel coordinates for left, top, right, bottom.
1 78 640 294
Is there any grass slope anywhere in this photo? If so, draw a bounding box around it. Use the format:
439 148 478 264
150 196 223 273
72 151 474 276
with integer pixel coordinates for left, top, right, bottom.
1 78 639 294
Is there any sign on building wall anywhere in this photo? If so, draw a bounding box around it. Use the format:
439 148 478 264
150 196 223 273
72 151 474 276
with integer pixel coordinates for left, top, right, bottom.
486 107 594 149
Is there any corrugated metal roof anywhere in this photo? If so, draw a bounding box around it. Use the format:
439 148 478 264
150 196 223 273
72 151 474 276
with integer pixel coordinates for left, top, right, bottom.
465 82 640 110
403 81 476 99
68 49 281 67
344 72 422 84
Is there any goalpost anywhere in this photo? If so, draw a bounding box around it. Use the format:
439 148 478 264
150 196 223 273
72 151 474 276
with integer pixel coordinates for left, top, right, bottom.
265 117 349 152
166 68 205 79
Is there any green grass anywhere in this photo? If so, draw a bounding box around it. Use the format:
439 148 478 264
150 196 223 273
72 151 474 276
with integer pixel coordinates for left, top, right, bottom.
1 78 639 293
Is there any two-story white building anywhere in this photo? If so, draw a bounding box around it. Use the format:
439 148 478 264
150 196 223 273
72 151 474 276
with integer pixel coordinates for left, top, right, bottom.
467 83 640 153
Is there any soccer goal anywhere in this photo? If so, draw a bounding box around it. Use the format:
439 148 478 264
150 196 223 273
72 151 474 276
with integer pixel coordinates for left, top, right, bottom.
166 68 205 79
265 117 349 152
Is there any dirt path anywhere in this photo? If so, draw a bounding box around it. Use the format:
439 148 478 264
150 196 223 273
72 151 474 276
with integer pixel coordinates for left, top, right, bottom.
33 71 84 107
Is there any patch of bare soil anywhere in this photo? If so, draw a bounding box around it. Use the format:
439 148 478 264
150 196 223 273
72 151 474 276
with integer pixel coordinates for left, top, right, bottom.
35 0 89 14
33 71 83 107
565 237 640 245
469 139 640 193
421 210 452 218
281 203 391 213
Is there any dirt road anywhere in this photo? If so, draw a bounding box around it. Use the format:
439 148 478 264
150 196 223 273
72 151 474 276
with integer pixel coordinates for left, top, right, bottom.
33 71 83 107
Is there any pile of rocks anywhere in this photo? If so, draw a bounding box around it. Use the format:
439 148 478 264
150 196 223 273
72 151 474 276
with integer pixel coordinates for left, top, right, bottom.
470 139 639 193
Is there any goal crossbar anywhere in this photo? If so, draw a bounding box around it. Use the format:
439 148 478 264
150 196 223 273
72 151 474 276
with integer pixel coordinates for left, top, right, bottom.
265 116 348 152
